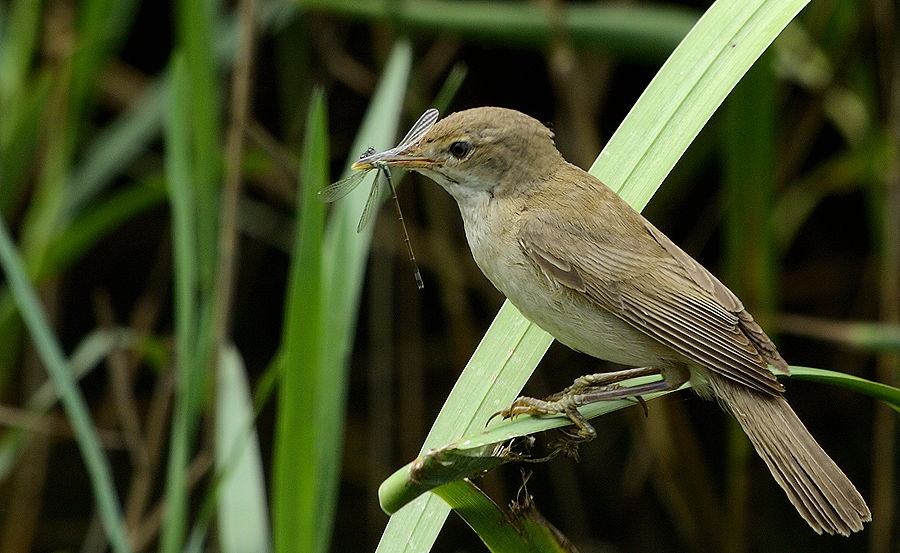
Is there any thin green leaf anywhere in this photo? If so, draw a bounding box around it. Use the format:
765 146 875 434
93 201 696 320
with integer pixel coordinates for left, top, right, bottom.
433 482 577 553
295 0 698 61
376 302 553 551
272 88 328 553
0 76 52 217
0 328 141 482
380 375 671 514
788 367 900 412
0 0 42 117
161 52 200 553
65 80 168 220
432 62 468 115
0 222 131 553
216 345 272 553
176 0 222 290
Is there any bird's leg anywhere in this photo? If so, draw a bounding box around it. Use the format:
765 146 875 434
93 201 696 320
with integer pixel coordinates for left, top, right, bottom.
552 366 662 400
497 366 685 440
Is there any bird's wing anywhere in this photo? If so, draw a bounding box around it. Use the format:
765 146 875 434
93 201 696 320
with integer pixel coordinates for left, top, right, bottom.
518 205 785 396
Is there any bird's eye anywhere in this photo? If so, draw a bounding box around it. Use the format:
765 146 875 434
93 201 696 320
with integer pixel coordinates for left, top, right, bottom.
449 140 472 159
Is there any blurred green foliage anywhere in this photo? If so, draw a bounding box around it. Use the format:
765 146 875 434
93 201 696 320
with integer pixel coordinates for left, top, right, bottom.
0 0 896 552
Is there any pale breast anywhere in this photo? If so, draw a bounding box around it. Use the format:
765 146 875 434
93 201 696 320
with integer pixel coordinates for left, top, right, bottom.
459 196 676 369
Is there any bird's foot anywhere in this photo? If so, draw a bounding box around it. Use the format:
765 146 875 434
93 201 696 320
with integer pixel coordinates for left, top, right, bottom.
493 366 677 441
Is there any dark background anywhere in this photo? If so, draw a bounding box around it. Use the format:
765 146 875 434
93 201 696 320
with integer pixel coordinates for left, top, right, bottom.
0 0 896 552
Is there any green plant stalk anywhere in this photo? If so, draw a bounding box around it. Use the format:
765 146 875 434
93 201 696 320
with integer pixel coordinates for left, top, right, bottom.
215 345 272 553
174 347 271 553
0 223 131 553
0 0 49 216
64 79 169 221
0 70 52 388
724 54 778 311
295 0 698 61
0 328 144 483
161 53 201 553
377 0 813 551
158 5 223 551
0 75 52 219
169 346 270 553
176 0 222 292
0 0 42 127
272 89 328 553
70 0 141 121
788 367 900 411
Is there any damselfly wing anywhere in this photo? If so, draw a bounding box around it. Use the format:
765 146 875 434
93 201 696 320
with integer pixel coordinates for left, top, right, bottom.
317 109 440 289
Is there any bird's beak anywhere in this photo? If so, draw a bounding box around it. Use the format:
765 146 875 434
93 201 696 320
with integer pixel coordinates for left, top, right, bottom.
351 147 437 171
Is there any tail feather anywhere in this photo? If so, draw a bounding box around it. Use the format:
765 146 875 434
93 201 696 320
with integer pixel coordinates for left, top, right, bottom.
708 373 870 535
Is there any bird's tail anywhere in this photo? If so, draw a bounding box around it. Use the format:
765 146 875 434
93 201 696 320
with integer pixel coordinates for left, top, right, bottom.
708 372 870 535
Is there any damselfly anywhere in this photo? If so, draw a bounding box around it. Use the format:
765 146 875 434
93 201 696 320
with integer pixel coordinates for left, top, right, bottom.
317 108 440 289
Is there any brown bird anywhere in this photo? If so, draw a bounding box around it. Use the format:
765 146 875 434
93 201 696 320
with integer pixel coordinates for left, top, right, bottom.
354 106 870 535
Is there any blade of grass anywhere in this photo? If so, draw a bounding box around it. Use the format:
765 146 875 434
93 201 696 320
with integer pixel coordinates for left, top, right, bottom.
0 328 143 482
0 223 131 553
64 80 169 220
377 0 813 551
296 0 698 62
788 366 900 412
161 52 201 553
432 62 468 115
272 88 328 553
0 75 51 218
70 0 141 117
177 342 271 553
176 0 222 291
159 4 225 551
216 345 272 553
0 0 42 121
723 54 777 312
